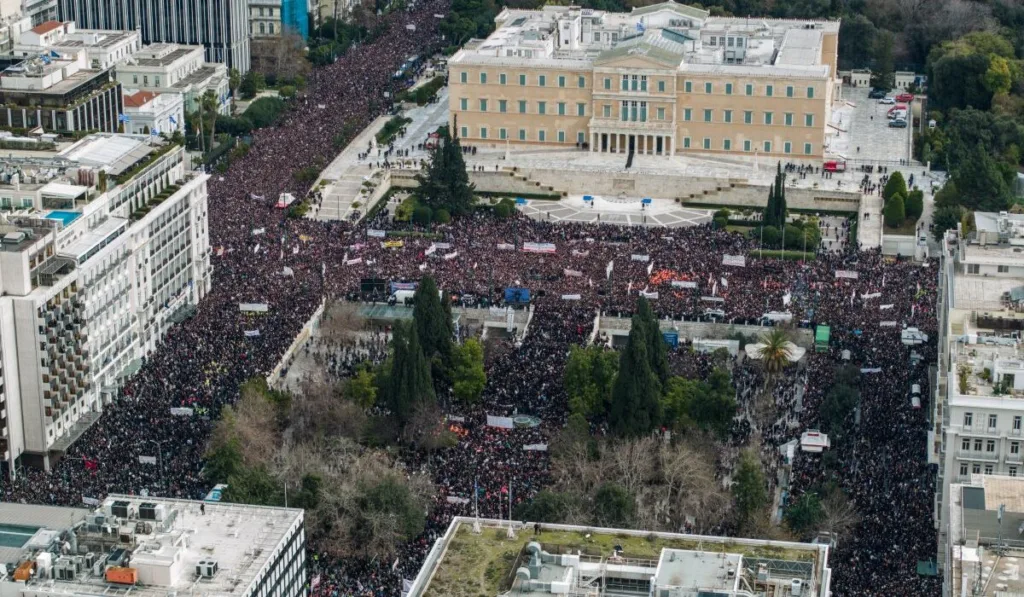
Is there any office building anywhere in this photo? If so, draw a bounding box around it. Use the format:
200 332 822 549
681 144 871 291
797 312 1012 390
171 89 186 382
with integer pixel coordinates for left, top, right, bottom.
0 495 305 597
448 1 839 158
55 0 250 74
0 51 123 133
12 20 141 69
933 211 1024 587
22 0 56 25
122 90 184 135
0 11 32 53
0 133 210 474
116 44 229 114
406 517 832 596
946 474 1024 596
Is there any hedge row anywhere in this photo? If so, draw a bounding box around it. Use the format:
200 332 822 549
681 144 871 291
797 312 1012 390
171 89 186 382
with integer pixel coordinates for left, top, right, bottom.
748 249 817 261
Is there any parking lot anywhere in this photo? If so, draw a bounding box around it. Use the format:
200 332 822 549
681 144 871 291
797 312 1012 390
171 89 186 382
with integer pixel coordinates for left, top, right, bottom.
828 86 913 165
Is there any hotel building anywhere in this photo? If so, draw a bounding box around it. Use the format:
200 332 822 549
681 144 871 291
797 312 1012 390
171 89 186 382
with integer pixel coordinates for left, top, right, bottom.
0 134 210 474
448 1 839 159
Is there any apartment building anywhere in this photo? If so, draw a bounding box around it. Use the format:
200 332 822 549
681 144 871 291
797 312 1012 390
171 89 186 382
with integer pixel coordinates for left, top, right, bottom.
448 1 839 158
22 0 56 25
12 20 140 70
116 44 229 114
933 211 1024 591
0 51 123 133
0 134 210 475
55 0 250 74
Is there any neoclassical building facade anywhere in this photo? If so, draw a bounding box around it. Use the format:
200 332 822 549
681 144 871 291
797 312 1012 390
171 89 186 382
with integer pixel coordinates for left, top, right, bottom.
448 1 839 159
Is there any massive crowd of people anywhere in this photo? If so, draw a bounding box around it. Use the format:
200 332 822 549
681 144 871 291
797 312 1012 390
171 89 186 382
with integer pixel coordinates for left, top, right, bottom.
0 0 942 594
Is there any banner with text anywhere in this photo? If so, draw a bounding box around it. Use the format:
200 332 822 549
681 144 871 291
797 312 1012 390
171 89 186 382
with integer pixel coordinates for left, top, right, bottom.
722 254 746 267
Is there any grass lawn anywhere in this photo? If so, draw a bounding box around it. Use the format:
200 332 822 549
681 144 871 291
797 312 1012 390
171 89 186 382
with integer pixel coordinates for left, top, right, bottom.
424 522 817 596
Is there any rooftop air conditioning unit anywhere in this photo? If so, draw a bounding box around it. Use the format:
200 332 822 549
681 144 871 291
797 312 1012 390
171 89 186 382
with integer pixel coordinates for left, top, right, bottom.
196 560 218 579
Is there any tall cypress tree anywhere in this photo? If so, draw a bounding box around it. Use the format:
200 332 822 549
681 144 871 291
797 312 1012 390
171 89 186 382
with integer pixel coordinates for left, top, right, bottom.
384 322 435 422
636 297 668 384
413 276 453 366
763 183 777 228
415 126 475 216
609 315 662 437
763 163 787 228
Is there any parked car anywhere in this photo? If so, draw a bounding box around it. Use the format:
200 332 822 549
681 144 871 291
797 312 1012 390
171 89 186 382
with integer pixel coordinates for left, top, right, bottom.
896 92 915 102
879 96 896 104
888 110 907 121
889 118 908 128
868 89 887 99
888 103 908 115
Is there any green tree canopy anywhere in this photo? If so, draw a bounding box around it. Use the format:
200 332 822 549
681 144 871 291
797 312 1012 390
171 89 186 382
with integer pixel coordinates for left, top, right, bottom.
905 189 925 220
452 338 486 403
882 171 907 201
564 345 618 419
413 277 453 366
415 126 475 216
952 143 1013 211
637 297 668 384
609 315 662 437
343 367 377 409
661 368 736 438
820 384 860 436
381 321 435 422
785 492 824 536
593 482 635 527
733 449 767 522
870 31 895 90
932 204 964 241
514 490 574 523
884 193 906 228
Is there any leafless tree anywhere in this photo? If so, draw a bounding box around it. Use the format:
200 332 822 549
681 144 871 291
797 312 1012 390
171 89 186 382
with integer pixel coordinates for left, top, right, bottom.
820 488 861 541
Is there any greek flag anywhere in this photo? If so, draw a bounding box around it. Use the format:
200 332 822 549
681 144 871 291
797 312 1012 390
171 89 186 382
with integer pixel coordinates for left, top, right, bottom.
168 115 177 125
118 113 130 123
151 127 159 135
636 20 645 33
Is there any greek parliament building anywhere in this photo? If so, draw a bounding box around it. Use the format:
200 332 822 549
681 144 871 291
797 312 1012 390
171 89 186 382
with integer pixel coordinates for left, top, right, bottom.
448 1 839 159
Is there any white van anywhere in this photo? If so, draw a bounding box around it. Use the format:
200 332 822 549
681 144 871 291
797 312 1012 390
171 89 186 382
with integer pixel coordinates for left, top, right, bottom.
911 383 921 409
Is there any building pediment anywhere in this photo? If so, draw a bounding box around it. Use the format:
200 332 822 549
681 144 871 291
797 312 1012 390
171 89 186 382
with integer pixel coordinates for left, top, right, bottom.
593 48 680 70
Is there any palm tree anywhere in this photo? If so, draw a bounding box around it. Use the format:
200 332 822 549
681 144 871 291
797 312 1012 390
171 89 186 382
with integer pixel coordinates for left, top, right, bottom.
758 329 794 379
201 90 219 154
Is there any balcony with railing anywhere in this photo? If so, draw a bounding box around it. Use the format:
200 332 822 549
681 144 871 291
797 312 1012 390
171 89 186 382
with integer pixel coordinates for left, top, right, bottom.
957 448 1001 462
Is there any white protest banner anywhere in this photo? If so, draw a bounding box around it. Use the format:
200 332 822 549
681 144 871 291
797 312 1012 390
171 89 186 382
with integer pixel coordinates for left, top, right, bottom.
443 251 459 260
523 444 549 452
722 254 746 267
861 292 881 300
561 294 582 300
486 415 515 429
606 260 614 279
701 296 725 303
434 242 452 250
445 496 470 505
253 244 260 254
424 245 437 256
647 261 654 276
82 496 102 506
252 227 266 236
879 321 899 327
835 270 859 279
366 229 386 238
169 407 195 417
640 291 659 299
522 242 556 253
244 330 261 337
671 280 698 289
860 368 883 373
721 277 729 289
345 257 363 266
782 293 792 306
447 415 466 423
880 304 895 310
631 254 650 262
139 455 158 465
239 303 269 313
563 269 583 277
572 249 590 257
282 266 294 277
497 242 515 250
